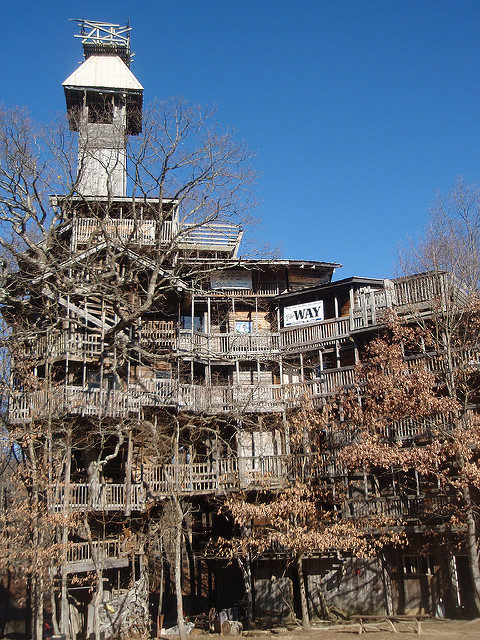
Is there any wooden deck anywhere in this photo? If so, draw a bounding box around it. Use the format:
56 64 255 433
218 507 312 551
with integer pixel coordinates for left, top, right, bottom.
47 456 453 518
8 370 358 422
51 455 322 512
142 454 315 495
71 218 243 255
351 272 457 329
15 273 462 364
281 317 350 351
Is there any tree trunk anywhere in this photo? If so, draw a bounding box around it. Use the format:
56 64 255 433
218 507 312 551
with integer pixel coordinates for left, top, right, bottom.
174 498 187 640
296 553 310 629
124 429 133 516
465 503 480 615
28 439 43 640
236 557 253 628
50 577 60 636
184 530 196 606
93 571 103 640
32 575 44 640
61 429 72 635
158 549 164 635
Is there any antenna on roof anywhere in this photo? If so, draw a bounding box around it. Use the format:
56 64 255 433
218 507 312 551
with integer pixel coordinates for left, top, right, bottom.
70 19 133 65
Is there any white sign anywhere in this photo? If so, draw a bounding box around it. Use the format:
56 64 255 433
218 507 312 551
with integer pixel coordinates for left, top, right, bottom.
210 270 252 290
284 300 324 327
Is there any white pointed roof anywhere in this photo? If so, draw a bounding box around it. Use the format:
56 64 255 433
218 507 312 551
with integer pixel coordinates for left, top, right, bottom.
63 55 143 91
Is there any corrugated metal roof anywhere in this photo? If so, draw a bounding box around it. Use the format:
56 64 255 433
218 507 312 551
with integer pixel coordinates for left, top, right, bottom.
62 55 143 91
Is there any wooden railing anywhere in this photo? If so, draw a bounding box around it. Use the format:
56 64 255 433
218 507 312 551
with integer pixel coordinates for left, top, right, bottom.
198 282 281 297
177 330 280 357
282 367 356 402
139 321 176 347
344 493 451 519
72 218 170 247
177 222 242 254
45 458 461 510
352 273 454 329
9 369 357 423
49 483 145 512
67 539 123 564
144 462 220 495
280 317 350 351
16 332 104 361
393 273 448 307
19 327 281 361
72 218 242 254
143 454 320 496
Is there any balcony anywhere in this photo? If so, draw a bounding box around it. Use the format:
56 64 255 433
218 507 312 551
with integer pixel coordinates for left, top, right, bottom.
72 217 170 247
177 330 280 359
276 273 460 350
49 482 145 512
280 317 351 352
139 321 176 348
17 326 280 362
352 272 458 330
197 281 281 297
71 218 242 255
8 369 357 423
16 332 104 361
143 454 319 496
66 539 129 573
343 493 452 519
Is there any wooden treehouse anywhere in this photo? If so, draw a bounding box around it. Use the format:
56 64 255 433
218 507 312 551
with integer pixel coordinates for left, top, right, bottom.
3 19 476 640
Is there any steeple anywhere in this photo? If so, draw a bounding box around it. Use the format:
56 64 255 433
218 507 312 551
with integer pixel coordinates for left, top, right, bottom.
62 20 143 197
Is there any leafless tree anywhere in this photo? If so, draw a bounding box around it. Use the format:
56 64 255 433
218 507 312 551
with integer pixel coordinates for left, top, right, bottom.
0 98 257 639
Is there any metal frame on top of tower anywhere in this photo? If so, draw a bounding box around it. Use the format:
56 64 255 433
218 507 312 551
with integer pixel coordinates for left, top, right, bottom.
73 19 132 65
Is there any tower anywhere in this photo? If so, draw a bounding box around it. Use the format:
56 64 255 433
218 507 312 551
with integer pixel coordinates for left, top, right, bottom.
62 20 143 197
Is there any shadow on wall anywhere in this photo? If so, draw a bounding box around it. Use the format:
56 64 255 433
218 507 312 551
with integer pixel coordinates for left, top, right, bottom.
305 557 387 618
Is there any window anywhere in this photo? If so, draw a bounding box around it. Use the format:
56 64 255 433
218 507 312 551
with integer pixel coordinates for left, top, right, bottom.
403 555 434 576
235 320 252 334
181 315 203 331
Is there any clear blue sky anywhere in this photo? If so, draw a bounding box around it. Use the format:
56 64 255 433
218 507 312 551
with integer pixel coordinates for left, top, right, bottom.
2 1 480 279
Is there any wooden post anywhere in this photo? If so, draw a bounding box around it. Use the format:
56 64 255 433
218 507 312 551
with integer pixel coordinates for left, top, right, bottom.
125 429 133 516
349 287 354 329
191 292 195 341
370 289 376 324
60 428 72 635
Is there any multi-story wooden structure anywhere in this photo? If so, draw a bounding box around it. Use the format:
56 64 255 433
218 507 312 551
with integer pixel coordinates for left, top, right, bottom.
4 20 475 638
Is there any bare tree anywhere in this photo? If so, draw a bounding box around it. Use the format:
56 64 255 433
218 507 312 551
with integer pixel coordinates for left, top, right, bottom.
0 97 257 639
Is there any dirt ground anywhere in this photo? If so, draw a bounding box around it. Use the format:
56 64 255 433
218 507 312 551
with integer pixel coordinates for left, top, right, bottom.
238 618 480 640
187 618 480 640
